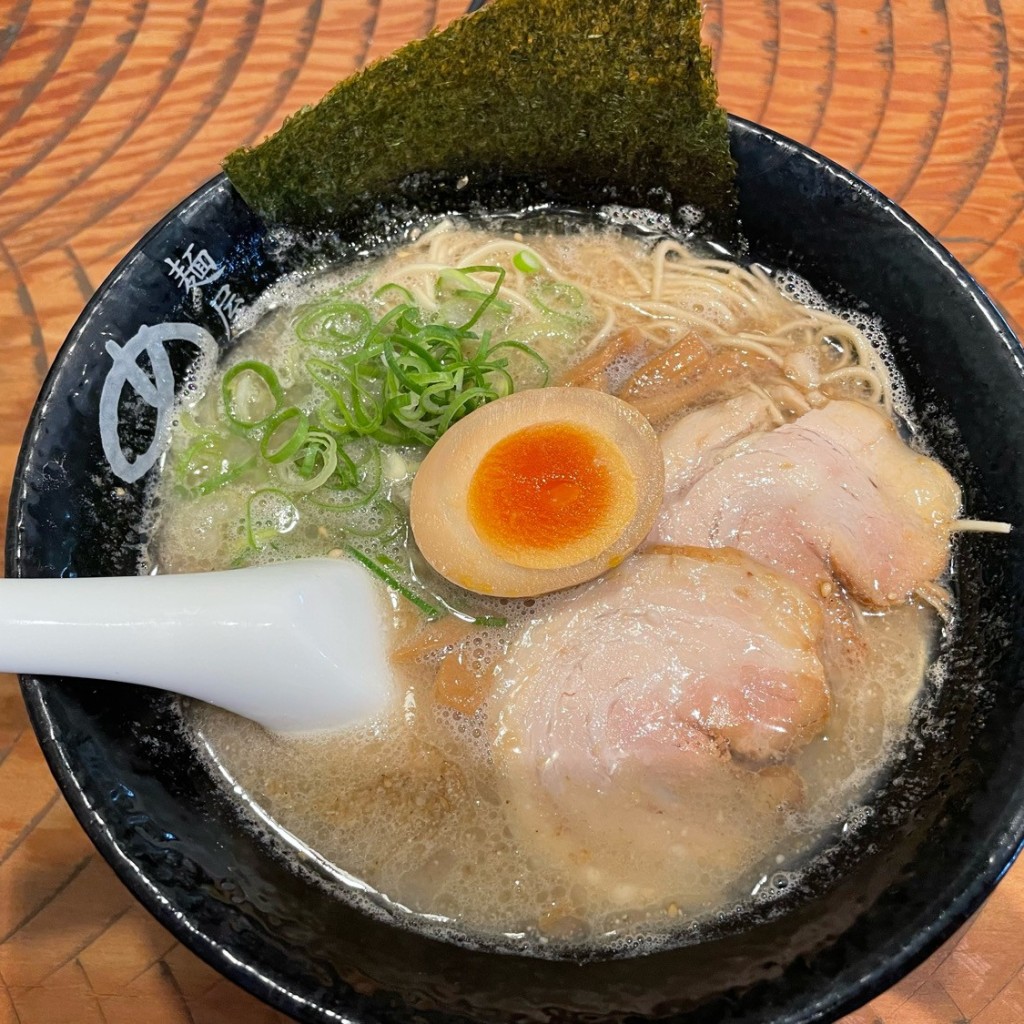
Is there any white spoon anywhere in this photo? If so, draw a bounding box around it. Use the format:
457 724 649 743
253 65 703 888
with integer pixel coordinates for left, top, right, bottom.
0 559 395 733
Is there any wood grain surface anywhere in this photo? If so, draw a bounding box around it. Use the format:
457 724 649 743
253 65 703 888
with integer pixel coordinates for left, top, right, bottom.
2 1 1024 1021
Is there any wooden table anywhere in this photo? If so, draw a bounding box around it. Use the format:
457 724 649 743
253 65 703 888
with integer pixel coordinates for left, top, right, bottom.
2 1 1023 1021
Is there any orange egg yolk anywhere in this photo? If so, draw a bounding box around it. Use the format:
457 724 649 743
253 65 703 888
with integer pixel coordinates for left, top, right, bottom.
466 421 637 570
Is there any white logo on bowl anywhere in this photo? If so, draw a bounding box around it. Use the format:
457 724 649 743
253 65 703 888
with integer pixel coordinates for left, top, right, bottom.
99 323 218 484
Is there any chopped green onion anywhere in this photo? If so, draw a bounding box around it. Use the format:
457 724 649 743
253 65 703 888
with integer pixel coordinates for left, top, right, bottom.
436 268 484 297
177 432 256 496
513 249 543 274
343 544 441 618
455 265 505 330
222 361 283 428
373 282 415 306
308 441 383 511
184 259 559 623
245 488 300 548
276 431 338 492
259 406 310 464
295 300 371 350
445 607 508 628
466 614 508 627
298 271 547 446
488 339 551 386
324 498 400 538
531 280 587 321
436 268 513 319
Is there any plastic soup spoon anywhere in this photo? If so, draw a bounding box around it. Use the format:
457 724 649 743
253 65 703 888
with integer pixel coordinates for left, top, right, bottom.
0 559 395 733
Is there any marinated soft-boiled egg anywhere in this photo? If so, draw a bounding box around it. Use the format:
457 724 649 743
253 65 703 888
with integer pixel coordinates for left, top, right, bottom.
410 388 665 597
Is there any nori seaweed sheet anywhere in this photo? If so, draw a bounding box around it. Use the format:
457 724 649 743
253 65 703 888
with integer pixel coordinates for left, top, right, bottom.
223 0 735 231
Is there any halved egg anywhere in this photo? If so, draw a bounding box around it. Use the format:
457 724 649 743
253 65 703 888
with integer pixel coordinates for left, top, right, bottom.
410 388 665 597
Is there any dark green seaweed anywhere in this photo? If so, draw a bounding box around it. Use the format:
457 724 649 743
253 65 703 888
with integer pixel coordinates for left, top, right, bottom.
223 0 735 231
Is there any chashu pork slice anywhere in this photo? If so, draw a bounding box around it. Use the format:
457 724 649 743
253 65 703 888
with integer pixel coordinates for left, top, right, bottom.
651 399 960 607
493 546 828 896
658 390 775 496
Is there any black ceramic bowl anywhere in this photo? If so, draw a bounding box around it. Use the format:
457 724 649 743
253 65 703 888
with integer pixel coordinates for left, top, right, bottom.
7 117 1024 1024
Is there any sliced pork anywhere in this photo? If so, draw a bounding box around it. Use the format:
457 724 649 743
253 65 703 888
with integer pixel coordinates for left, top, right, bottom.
658 390 775 495
651 400 960 607
493 547 828 893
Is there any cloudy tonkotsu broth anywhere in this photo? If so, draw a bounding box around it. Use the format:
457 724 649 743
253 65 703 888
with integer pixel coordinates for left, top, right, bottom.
150 220 953 954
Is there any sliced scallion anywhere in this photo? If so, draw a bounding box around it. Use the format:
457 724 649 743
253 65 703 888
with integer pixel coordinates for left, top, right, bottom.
276 431 338 492
245 488 300 548
177 432 256 496
295 300 371 350
185 259 555 623
373 282 415 305
343 544 442 618
222 361 283 428
513 249 543 275
259 406 310 464
531 280 587 321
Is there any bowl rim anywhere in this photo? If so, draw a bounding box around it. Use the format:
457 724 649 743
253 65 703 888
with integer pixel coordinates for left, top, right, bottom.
7 114 1024 1024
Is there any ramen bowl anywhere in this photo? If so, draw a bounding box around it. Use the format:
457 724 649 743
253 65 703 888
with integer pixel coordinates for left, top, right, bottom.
7 117 1024 1023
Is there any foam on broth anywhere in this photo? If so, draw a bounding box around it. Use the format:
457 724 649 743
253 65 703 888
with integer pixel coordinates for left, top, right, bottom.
147 218 946 956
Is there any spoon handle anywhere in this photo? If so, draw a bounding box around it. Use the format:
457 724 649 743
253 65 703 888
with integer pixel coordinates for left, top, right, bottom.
0 561 393 732
0 572 209 682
